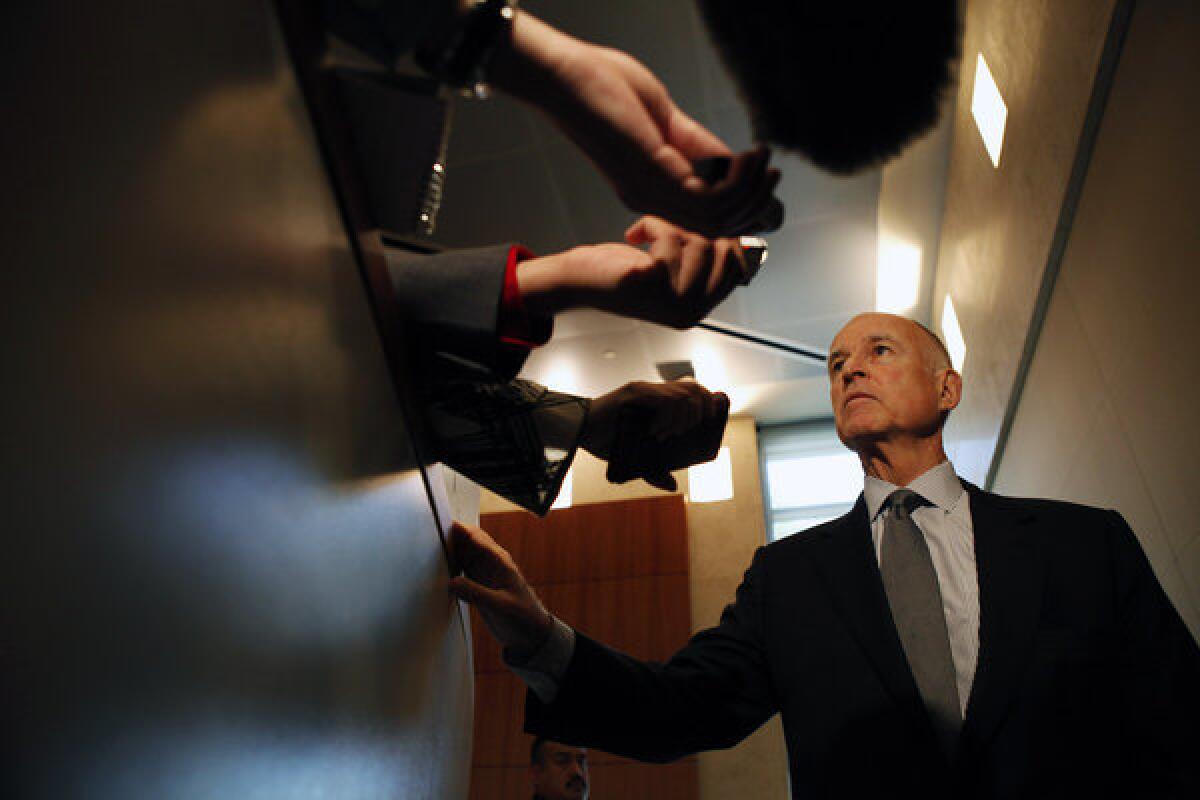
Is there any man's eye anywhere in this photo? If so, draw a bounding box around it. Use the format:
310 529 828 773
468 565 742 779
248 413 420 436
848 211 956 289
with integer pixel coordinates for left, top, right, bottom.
874 344 891 355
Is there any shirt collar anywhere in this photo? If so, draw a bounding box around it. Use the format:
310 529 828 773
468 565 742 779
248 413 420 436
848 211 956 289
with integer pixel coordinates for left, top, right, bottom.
864 460 964 522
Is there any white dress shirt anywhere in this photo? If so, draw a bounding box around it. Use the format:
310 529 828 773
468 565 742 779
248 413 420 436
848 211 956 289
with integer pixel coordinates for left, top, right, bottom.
508 461 981 714
864 460 979 715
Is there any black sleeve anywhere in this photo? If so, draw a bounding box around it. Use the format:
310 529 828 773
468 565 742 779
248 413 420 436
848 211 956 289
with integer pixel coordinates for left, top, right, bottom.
426 379 587 516
525 547 779 762
1109 510 1200 796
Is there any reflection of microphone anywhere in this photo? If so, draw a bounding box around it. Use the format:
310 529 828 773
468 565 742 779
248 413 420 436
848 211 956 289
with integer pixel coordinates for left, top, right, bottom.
693 156 786 233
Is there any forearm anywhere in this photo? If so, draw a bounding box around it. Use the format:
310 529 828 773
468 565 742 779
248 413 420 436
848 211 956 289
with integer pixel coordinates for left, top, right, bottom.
525 631 773 763
524 550 777 762
513 249 582 317
488 10 581 110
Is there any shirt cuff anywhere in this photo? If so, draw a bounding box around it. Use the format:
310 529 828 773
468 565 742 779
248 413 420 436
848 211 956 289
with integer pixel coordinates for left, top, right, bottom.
502 615 575 704
497 245 554 349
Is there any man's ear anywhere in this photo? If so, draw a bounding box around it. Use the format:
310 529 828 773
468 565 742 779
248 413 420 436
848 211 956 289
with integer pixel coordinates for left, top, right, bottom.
938 369 962 413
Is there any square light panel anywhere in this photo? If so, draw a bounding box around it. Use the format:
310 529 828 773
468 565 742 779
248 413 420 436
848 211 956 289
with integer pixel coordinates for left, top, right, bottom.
971 53 1007 168
941 295 967 373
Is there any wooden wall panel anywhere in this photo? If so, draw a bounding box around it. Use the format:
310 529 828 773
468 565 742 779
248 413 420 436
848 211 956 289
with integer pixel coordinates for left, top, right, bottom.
470 495 697 799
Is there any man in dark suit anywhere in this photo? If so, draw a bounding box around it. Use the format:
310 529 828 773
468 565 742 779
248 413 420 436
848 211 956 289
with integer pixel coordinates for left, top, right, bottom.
449 311 1200 798
530 737 589 800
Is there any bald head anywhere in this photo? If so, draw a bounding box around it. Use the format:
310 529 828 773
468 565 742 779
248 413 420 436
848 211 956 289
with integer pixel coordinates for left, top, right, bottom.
833 313 951 373
911 319 952 372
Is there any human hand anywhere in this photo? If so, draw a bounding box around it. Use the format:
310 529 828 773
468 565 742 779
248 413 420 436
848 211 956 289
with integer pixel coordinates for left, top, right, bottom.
518 216 752 329
581 380 730 491
447 521 553 658
491 12 781 236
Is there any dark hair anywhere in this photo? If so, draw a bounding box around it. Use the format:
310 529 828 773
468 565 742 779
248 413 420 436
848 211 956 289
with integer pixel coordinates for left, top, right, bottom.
695 1 961 173
530 736 547 766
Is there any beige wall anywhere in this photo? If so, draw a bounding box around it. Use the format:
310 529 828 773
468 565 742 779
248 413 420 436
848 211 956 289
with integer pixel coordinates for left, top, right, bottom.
992 0 1200 636
876 104 955 328
479 416 789 800
933 0 1119 483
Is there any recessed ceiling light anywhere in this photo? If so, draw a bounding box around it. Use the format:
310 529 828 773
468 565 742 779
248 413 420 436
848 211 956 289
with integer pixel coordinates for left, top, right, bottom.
688 447 733 504
941 295 967 372
876 236 922 314
971 53 1008 168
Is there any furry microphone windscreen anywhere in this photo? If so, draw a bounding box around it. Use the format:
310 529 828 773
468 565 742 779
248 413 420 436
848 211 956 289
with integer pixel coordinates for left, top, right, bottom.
695 0 961 174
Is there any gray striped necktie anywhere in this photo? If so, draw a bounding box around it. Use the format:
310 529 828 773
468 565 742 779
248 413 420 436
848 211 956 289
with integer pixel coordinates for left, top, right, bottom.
880 488 961 754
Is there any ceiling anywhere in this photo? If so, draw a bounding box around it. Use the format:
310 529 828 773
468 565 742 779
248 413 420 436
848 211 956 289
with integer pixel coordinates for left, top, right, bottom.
430 0 905 423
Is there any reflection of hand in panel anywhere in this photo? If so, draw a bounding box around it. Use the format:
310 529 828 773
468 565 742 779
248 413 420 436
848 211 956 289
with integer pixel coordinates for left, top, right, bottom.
581 380 730 491
518 217 757 331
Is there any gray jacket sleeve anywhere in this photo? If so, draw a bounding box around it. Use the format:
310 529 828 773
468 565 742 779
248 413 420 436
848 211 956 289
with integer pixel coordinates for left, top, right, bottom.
386 244 543 382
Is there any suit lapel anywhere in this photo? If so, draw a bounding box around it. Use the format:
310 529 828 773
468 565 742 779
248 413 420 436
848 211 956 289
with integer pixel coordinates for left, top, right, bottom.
960 485 1045 752
811 497 930 728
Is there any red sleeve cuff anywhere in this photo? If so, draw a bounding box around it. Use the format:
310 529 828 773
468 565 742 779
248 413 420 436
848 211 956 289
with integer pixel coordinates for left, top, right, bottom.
498 244 553 349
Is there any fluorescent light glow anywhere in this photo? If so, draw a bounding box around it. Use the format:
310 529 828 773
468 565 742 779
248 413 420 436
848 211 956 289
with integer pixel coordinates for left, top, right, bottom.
691 343 729 392
550 468 573 510
876 237 922 313
723 385 758 416
692 341 755 412
971 53 1007 168
539 359 582 395
941 295 967 372
688 446 733 504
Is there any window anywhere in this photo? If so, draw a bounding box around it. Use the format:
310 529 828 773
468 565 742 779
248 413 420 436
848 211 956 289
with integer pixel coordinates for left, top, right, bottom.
759 420 861 542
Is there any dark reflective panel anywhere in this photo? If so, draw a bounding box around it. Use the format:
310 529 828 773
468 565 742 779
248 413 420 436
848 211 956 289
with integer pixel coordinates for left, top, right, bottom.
1 3 470 797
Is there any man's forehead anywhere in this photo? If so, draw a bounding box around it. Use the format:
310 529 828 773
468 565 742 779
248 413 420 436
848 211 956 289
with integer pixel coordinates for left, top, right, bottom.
830 313 914 350
545 743 586 757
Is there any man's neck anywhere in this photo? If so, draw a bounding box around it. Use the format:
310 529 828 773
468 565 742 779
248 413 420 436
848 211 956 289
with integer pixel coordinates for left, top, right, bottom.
855 435 947 487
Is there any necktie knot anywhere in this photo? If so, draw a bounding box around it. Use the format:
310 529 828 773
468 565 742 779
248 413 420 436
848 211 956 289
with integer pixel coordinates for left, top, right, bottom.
887 488 927 518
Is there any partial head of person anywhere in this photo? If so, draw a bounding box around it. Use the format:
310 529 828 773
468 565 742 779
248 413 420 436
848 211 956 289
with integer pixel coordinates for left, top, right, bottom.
827 312 961 459
695 1 961 174
531 737 589 800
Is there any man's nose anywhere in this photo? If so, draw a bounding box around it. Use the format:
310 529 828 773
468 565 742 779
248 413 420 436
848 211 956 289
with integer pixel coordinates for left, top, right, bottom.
841 353 867 383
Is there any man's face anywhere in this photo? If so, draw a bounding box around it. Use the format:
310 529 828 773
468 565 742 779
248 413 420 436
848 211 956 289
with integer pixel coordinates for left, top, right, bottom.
827 313 959 451
531 741 588 800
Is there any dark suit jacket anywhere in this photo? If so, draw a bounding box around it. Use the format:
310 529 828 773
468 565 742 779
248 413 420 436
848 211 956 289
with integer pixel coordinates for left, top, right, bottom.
526 484 1200 798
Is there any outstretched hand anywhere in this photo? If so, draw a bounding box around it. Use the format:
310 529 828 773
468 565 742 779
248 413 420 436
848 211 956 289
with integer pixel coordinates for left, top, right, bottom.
517 216 753 329
581 380 730 491
447 521 553 657
492 12 780 237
